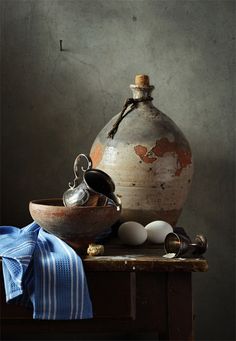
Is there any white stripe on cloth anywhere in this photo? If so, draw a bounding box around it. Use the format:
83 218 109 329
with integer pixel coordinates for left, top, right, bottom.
56 238 74 319
36 239 48 319
3 241 37 257
39 231 55 320
0 222 93 320
80 262 85 319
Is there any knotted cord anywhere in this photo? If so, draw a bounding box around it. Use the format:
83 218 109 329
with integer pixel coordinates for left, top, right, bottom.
107 96 153 139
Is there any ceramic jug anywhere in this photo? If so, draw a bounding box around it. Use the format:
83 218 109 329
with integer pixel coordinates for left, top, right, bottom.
90 75 193 226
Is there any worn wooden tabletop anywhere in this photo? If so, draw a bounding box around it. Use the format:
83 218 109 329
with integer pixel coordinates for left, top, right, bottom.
82 239 208 273
0 236 208 273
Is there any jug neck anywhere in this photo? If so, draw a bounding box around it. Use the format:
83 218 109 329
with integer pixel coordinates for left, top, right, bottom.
130 84 154 106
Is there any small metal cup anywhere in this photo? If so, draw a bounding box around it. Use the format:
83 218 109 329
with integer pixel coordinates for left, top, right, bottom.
63 154 121 209
164 232 208 258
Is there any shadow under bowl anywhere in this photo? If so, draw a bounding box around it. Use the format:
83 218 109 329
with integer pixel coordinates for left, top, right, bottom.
29 198 121 252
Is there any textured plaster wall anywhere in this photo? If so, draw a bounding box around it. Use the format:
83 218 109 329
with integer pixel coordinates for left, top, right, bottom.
1 0 235 340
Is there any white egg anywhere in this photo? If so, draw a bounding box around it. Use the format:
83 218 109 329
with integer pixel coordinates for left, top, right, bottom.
118 221 147 246
145 220 173 244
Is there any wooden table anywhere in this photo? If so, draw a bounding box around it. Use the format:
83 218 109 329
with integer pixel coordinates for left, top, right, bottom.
0 240 208 340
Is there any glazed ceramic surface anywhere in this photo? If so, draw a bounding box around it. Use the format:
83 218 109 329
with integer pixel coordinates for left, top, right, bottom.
90 76 193 226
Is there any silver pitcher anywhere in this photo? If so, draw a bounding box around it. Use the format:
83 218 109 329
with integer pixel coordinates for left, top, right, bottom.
63 154 121 209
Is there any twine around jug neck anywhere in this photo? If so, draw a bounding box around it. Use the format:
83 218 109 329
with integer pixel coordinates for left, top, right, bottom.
107 96 153 139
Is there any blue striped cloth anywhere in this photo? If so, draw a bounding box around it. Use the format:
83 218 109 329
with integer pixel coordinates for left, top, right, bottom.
0 222 93 320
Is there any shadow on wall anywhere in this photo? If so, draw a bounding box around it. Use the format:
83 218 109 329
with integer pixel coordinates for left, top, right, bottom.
179 154 235 341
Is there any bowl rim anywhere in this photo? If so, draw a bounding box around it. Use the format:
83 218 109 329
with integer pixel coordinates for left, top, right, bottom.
29 198 119 210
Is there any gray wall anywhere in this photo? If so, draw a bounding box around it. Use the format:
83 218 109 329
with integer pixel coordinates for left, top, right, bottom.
1 0 235 340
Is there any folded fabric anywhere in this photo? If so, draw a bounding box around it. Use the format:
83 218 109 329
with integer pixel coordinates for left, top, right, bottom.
0 222 93 320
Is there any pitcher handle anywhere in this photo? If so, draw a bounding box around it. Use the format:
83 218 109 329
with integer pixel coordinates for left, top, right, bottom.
69 154 93 189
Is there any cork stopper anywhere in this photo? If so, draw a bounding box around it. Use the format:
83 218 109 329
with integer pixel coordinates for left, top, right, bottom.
135 74 150 87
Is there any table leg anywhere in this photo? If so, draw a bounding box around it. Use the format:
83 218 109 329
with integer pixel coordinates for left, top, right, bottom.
164 272 193 341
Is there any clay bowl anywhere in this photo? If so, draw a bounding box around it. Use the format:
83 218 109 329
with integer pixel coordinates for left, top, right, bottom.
29 198 121 252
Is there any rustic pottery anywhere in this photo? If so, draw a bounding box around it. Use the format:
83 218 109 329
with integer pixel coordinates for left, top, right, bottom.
29 198 121 252
90 75 193 226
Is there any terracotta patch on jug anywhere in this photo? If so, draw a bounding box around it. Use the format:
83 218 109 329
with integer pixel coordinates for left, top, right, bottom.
90 143 104 168
134 145 157 163
134 137 192 176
